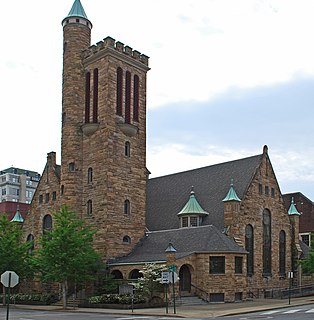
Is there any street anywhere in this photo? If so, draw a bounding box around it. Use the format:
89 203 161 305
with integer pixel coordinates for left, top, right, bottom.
1 304 314 320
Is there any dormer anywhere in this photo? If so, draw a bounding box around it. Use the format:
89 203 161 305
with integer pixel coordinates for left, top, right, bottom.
177 187 208 228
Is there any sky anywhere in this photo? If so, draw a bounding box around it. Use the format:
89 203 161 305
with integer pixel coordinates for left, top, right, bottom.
1 0 314 199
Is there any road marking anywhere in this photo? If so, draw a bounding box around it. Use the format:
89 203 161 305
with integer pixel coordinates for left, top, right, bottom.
283 309 302 313
305 308 314 313
261 310 280 314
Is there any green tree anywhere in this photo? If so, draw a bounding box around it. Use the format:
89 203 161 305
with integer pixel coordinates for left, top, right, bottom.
0 215 34 303
133 263 165 302
35 206 101 308
299 233 314 274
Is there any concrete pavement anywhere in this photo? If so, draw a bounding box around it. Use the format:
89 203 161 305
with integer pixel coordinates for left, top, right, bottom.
12 296 314 318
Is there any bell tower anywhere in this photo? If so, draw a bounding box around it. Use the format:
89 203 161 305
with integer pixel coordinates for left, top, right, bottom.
60 0 150 260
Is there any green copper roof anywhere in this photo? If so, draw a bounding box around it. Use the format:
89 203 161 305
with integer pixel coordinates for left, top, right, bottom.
222 180 241 202
288 197 301 216
177 189 209 216
10 209 24 223
66 0 88 19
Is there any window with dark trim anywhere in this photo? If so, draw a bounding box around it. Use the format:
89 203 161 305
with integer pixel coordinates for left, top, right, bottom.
87 200 92 215
124 199 130 215
39 194 43 204
45 193 49 203
52 191 57 201
271 188 275 198
93 68 98 123
88 167 93 184
26 234 35 255
235 256 243 274
69 162 75 172
133 74 139 122
125 141 130 157
265 186 269 196
123 235 131 243
125 71 131 123
263 209 272 275
85 72 91 123
279 230 286 276
209 256 225 274
258 183 263 194
182 217 188 228
43 215 52 233
116 67 123 116
61 185 64 196
245 224 254 275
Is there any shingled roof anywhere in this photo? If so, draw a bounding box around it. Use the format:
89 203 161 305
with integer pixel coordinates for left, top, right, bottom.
146 154 262 231
110 225 247 265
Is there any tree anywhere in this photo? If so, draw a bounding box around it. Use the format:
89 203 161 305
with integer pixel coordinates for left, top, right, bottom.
133 263 165 302
35 206 101 308
299 233 314 274
0 215 34 303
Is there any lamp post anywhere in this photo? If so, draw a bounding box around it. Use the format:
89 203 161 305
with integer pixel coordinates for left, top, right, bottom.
165 242 177 314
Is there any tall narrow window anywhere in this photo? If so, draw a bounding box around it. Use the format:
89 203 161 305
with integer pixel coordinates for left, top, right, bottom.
245 224 254 275
87 200 92 215
124 199 130 214
263 209 272 275
43 215 52 233
93 68 98 123
133 75 139 122
125 71 131 124
87 167 93 184
85 72 91 123
26 234 35 255
116 67 123 116
125 141 130 157
279 230 286 276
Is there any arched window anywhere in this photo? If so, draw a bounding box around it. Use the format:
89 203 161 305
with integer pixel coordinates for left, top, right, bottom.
116 67 123 116
26 234 34 254
263 209 272 275
93 68 98 123
129 269 143 279
111 270 123 279
125 71 131 124
279 230 286 276
87 167 93 184
85 71 91 123
124 199 130 214
87 200 92 215
43 215 52 233
245 224 254 276
133 75 139 122
125 141 130 157
123 235 131 243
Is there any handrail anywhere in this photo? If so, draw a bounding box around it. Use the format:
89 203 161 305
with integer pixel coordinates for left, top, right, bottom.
191 283 209 302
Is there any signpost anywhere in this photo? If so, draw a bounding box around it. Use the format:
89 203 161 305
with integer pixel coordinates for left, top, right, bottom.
1 271 19 320
288 271 293 305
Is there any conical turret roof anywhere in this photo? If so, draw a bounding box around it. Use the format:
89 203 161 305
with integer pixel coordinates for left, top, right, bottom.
10 208 24 223
62 0 92 28
177 188 209 216
222 180 241 202
288 197 301 216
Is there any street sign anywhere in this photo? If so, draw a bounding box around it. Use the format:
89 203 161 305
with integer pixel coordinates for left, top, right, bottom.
161 271 170 284
169 271 179 283
168 265 177 273
1 271 19 288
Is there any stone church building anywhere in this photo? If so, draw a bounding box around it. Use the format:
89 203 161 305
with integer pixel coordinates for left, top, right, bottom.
23 0 307 302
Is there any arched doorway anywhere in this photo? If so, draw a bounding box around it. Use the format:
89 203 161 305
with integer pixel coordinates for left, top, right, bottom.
179 265 191 295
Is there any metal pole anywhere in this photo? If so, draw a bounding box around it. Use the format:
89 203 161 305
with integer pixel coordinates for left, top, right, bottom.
165 283 168 313
172 272 176 314
6 272 11 320
288 274 291 305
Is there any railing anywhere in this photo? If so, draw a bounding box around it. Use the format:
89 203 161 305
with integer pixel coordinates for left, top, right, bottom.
264 284 314 299
190 284 209 302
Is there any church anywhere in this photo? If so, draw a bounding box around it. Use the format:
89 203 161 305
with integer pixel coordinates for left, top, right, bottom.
23 0 307 302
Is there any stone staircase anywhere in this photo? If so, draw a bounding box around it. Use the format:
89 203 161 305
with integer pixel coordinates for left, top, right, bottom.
53 297 83 308
177 295 208 305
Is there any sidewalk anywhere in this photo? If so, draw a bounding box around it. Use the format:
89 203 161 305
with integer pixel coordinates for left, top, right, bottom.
13 296 314 318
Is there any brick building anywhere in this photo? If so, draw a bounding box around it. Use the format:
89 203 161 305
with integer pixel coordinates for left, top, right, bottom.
23 0 306 302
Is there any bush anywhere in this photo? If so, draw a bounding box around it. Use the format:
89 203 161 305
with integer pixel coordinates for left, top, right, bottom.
0 293 59 305
88 293 146 305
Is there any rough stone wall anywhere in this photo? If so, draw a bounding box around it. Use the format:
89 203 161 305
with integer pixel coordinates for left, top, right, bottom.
228 148 292 294
23 152 61 248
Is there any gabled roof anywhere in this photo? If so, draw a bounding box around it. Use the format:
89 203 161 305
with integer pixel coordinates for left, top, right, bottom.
147 154 262 231
110 225 247 265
